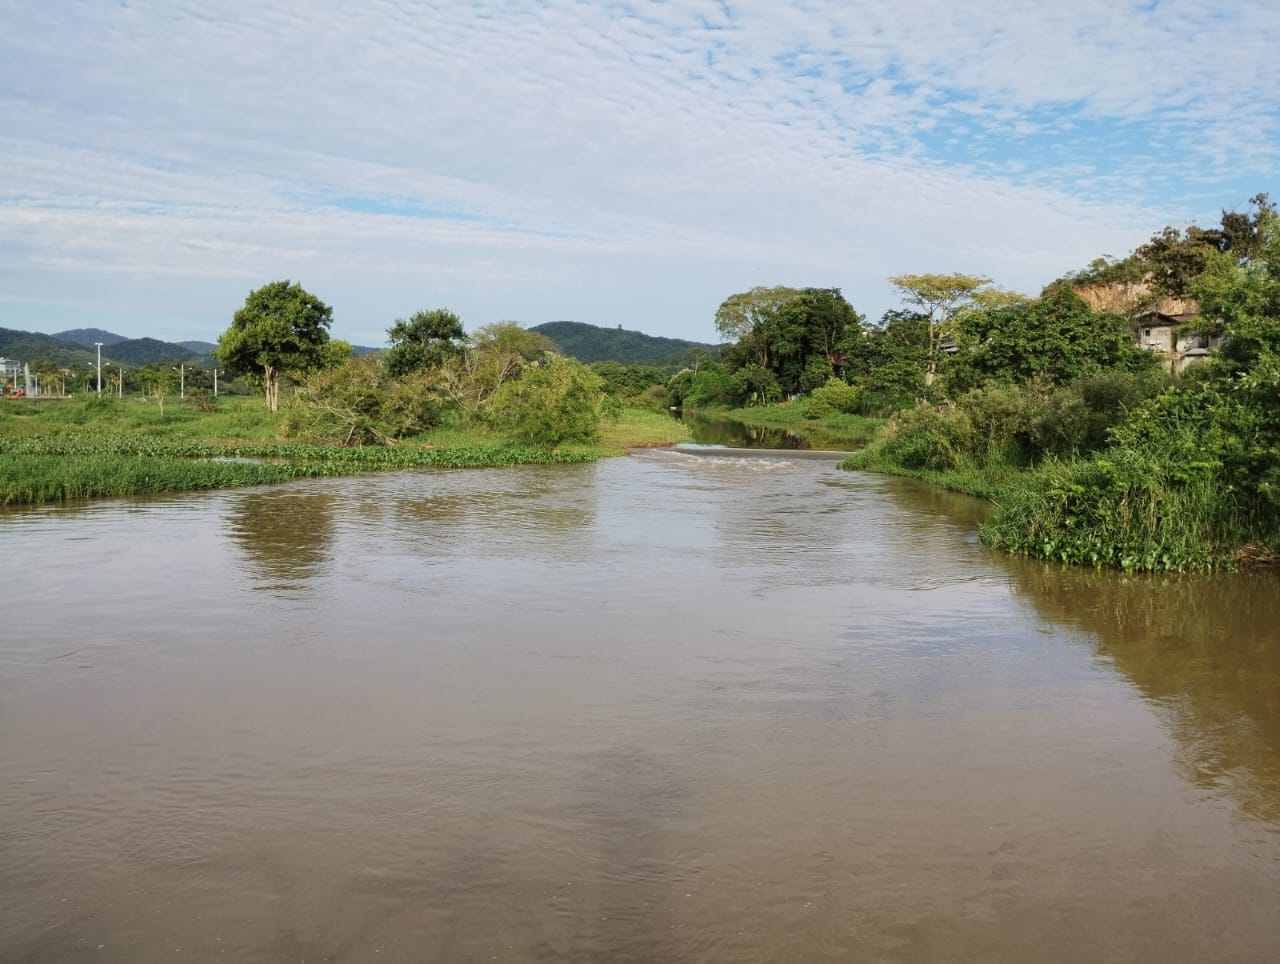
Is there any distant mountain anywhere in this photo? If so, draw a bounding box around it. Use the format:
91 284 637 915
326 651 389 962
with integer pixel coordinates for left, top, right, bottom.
108 338 204 367
1 328 99 368
52 327 129 348
2 328 205 368
530 321 721 369
6 325 463 369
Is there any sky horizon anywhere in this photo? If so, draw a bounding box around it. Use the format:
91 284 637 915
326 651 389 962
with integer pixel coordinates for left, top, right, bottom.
3 1 1278 349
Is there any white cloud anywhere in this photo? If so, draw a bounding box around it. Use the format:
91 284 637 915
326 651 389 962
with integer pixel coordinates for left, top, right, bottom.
1 0 1276 344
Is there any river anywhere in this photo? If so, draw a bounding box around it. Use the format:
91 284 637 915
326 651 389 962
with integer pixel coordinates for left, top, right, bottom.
2 451 1278 963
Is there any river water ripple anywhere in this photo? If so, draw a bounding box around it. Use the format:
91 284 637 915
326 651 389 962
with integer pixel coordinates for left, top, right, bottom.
2 451 1278 962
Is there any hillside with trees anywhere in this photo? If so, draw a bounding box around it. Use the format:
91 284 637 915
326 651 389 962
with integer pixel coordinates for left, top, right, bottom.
530 321 721 369
0 328 97 368
53 328 129 348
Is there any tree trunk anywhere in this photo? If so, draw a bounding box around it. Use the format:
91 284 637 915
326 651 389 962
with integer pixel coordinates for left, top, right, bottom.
264 366 278 412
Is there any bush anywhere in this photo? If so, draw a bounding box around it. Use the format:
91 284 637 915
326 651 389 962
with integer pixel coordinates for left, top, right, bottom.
487 355 605 445
807 377 861 418
956 382 1039 461
1025 370 1167 457
282 355 448 445
984 381 1280 571
879 403 975 471
667 364 741 409
854 359 927 415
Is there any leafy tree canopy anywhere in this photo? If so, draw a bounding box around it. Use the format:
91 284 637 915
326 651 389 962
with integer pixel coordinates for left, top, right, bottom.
943 285 1156 394
715 286 863 400
217 280 334 412
487 354 605 445
385 309 467 376
1061 193 1276 299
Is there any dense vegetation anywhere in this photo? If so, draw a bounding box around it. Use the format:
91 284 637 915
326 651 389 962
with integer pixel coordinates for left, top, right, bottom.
841 198 1277 571
531 320 721 369
684 195 1280 571
0 295 692 505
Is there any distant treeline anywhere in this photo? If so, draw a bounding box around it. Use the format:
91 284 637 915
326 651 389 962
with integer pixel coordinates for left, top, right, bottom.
530 321 722 369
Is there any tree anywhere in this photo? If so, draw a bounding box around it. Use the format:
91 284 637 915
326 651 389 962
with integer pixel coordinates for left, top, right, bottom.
943 285 1155 394
385 308 466 376
844 311 930 414
217 281 334 412
715 286 862 399
714 286 802 373
283 355 447 445
487 354 605 445
436 322 555 418
888 272 993 383
138 365 180 414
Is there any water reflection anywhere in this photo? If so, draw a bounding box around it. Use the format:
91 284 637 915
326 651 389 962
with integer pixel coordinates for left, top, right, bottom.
1005 560 1280 824
683 413 809 449
382 466 597 560
225 488 336 591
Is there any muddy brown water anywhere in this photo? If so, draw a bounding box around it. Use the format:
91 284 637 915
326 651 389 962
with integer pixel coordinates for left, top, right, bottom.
2 450 1278 963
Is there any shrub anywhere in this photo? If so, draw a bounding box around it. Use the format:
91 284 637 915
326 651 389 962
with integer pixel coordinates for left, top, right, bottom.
487 355 605 445
807 377 861 418
879 403 975 471
282 355 448 445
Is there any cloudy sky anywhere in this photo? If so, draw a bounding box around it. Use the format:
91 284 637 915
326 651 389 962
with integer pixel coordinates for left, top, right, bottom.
2 1 1277 347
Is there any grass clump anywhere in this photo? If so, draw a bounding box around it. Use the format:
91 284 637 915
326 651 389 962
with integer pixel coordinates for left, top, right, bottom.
722 398 883 449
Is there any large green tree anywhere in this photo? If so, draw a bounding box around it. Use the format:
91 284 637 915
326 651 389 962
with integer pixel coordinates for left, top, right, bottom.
385 308 466 376
715 286 862 401
437 322 556 417
218 280 334 412
943 285 1155 394
888 272 1000 383
844 310 930 414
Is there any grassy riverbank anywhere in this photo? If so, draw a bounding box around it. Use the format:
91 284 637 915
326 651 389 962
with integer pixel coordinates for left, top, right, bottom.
717 399 883 449
835 380 1280 573
0 396 690 506
840 439 1020 501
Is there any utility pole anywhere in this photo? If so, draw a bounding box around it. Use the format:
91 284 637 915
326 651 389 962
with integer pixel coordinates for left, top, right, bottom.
94 342 103 395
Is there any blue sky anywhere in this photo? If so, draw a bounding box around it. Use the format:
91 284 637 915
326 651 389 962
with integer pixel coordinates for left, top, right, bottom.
2 0 1277 347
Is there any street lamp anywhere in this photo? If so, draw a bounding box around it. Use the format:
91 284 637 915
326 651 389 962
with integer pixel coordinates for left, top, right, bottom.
173 363 185 399
212 368 219 397
94 342 103 396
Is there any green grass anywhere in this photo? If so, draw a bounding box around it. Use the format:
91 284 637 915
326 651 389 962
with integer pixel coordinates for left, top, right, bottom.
978 450 1273 572
719 400 882 449
839 437 1023 501
0 396 690 506
596 408 692 452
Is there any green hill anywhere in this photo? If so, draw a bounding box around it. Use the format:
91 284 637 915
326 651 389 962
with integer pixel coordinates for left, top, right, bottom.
52 328 129 348
0 328 97 368
530 321 721 369
108 338 203 367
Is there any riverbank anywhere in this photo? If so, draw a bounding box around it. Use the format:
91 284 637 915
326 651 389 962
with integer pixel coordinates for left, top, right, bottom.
837 394 1280 573
706 400 882 450
0 397 691 506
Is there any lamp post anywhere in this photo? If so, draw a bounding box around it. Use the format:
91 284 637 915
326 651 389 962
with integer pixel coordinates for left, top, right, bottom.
94 342 103 396
213 369 218 397
173 364 185 399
